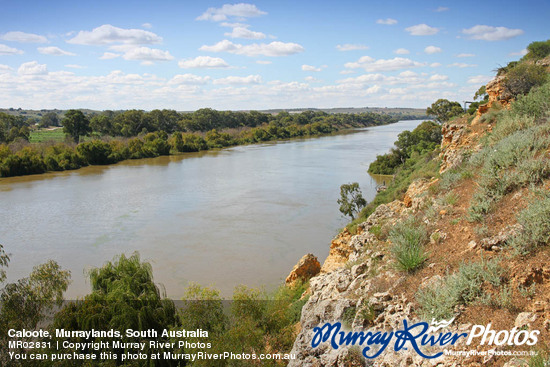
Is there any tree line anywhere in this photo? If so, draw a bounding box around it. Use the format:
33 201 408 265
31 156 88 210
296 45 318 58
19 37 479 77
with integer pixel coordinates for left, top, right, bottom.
0 109 396 178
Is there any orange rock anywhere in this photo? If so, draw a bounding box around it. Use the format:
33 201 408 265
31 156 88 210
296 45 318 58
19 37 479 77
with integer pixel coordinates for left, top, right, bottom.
285 253 321 285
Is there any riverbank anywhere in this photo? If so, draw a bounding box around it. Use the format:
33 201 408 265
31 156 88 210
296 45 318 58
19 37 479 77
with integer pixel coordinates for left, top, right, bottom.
1 113 398 178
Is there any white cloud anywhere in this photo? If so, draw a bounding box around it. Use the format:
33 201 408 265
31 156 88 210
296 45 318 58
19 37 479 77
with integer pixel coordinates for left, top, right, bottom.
18 61 48 75
169 74 211 85
197 3 266 22
304 76 320 82
100 52 121 60
220 22 249 28
256 60 272 65
336 44 368 51
509 49 528 56
38 46 76 56
142 23 153 29
394 48 410 55
424 46 442 54
337 73 385 84
0 44 24 55
65 64 85 69
376 18 397 25
429 74 449 81
461 25 524 41
0 64 12 73
345 56 425 72
467 75 493 84
435 6 449 12
457 53 475 57
122 47 174 62
430 62 442 67
224 27 266 39
302 64 325 72
67 24 162 45
1 31 47 43
179 56 230 69
448 62 477 68
199 40 304 57
213 75 262 85
405 24 439 36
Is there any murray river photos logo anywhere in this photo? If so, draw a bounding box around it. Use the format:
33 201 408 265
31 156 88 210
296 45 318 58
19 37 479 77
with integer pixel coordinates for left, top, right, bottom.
310 318 539 359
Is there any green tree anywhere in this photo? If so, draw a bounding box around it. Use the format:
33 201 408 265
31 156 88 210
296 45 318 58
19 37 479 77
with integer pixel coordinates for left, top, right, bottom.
62 109 91 143
39 112 59 128
338 183 367 219
522 39 550 61
52 252 179 366
0 244 71 366
426 99 463 124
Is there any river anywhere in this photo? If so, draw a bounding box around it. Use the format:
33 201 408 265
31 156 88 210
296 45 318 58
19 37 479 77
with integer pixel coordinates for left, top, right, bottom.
0 120 422 299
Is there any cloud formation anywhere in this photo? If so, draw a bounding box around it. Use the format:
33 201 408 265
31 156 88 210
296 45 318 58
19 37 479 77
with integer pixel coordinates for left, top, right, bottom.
213 75 262 85
302 65 325 72
38 46 76 56
345 56 425 72
1 31 47 43
200 40 304 57
394 48 410 55
376 18 397 25
178 56 230 69
224 27 266 39
169 74 211 85
461 25 524 41
67 24 162 45
122 47 174 62
18 61 48 75
197 3 266 22
424 46 442 54
336 44 368 51
0 44 24 55
405 24 439 36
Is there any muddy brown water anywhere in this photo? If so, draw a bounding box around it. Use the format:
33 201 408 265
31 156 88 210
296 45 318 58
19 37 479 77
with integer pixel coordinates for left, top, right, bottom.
0 120 422 298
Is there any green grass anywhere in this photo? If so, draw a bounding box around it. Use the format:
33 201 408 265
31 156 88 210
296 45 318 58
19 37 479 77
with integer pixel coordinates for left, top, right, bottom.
389 216 429 272
29 129 66 143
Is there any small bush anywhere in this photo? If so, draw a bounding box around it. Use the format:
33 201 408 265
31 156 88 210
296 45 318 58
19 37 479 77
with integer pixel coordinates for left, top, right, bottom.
510 192 550 254
512 81 550 121
389 217 429 272
444 192 459 206
417 258 502 320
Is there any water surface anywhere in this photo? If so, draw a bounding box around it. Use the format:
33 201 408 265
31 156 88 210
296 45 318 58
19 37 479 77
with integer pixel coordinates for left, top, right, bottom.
0 120 421 298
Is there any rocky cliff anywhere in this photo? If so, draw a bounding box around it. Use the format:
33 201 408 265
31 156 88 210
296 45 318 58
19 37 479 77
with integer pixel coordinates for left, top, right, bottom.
286 73 550 366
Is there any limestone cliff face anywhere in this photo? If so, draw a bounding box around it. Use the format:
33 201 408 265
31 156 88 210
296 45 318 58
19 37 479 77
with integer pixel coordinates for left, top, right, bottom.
287 182 435 367
285 75 546 366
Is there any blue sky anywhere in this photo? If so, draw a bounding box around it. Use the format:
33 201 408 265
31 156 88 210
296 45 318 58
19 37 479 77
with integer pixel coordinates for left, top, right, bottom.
0 0 548 111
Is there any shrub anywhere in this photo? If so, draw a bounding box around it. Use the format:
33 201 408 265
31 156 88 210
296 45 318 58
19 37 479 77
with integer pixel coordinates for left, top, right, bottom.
523 39 550 61
503 63 548 98
76 140 113 165
511 80 550 121
389 217 429 272
417 258 502 320
510 192 550 254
